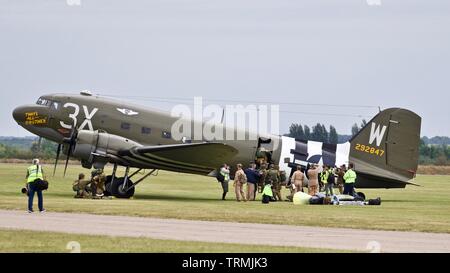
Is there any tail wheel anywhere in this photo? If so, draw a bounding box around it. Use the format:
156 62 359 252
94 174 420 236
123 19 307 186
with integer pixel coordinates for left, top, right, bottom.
111 177 135 199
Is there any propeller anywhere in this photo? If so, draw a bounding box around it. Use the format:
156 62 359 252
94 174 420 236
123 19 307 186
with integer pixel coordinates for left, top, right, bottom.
37 137 42 152
63 125 79 177
53 143 62 176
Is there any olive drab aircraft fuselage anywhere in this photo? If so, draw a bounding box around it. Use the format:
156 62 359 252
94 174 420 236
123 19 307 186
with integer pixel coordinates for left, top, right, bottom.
13 92 422 198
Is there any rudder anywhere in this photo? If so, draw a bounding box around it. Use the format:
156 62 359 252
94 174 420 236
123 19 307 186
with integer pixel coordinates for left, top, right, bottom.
349 108 421 183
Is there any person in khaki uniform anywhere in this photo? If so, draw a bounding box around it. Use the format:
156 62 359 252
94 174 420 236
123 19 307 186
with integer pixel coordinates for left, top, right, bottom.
92 169 106 197
287 165 305 201
336 165 346 194
73 173 92 198
307 164 320 196
292 165 305 193
233 164 247 202
268 164 282 201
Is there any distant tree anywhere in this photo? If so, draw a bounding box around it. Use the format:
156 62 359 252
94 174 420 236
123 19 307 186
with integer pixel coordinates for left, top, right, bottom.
329 126 339 144
311 123 322 142
351 123 360 137
304 125 311 140
321 124 329 142
288 123 305 140
360 119 368 130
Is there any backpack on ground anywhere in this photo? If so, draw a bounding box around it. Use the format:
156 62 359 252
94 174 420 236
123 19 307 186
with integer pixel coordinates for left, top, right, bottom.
368 197 382 206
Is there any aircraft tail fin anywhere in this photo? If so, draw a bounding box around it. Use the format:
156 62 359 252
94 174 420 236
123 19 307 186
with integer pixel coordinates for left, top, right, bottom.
349 108 421 183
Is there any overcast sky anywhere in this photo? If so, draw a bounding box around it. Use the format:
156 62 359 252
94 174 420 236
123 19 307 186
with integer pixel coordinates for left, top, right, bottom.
1 0 449 137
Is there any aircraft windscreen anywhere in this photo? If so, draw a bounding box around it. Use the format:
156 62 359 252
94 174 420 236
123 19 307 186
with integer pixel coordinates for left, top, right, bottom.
36 97 57 109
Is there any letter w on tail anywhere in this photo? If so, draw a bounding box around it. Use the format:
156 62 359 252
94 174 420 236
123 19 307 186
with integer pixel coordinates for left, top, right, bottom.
369 122 387 147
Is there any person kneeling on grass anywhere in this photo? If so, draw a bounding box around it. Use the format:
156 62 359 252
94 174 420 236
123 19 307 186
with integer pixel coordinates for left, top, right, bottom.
73 173 92 198
261 182 274 204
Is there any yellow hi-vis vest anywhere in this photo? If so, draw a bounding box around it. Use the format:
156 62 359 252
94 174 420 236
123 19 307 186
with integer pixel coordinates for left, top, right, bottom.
320 170 330 184
27 165 43 183
343 169 357 184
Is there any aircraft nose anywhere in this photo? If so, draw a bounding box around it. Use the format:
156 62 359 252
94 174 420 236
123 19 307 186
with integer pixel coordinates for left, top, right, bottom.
12 106 27 123
12 105 49 125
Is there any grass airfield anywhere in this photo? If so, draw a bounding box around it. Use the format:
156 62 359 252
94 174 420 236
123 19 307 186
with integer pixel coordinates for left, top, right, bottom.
1 229 343 253
1 163 450 252
1 164 450 235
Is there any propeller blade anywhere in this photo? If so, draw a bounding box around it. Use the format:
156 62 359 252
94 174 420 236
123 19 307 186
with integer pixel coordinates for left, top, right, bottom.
63 123 79 177
63 144 72 177
53 144 62 177
38 137 42 152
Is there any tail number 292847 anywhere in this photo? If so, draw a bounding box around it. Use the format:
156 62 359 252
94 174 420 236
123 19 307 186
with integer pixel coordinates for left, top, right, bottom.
355 143 385 157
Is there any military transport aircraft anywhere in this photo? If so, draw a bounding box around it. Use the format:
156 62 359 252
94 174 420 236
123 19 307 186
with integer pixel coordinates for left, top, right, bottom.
12 91 421 199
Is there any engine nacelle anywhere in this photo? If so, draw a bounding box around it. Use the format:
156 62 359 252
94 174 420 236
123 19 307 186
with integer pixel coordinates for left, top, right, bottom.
71 130 141 169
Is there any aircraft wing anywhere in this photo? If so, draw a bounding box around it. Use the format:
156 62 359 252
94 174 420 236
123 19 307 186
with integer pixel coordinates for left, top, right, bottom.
118 142 239 175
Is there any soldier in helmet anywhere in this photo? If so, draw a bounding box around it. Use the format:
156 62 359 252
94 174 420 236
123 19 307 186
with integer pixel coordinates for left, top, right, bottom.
91 169 106 198
73 173 92 198
268 164 282 201
258 163 268 194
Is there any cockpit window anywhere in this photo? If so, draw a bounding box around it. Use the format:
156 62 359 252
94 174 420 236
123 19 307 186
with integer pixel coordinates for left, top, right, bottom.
51 102 59 110
36 97 58 109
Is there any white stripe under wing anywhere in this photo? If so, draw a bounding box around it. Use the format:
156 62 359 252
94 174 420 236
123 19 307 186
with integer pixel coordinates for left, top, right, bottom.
335 142 351 167
307 141 323 160
278 136 296 174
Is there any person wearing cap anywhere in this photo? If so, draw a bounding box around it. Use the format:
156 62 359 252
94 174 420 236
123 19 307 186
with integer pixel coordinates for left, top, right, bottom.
25 158 46 213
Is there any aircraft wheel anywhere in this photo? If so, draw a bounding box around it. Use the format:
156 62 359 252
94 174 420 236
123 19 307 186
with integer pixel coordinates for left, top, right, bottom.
111 177 135 199
104 176 114 196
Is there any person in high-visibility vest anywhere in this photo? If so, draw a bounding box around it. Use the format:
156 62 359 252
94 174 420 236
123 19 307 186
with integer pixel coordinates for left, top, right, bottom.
343 163 357 196
219 164 231 200
321 165 335 196
25 159 45 213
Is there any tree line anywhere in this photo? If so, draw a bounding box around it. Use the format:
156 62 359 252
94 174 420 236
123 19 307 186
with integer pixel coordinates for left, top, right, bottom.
0 139 57 160
0 126 449 165
286 121 449 166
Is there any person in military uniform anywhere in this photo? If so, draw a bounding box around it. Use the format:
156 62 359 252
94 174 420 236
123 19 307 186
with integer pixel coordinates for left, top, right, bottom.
255 147 269 168
287 165 305 201
307 164 320 196
336 165 346 194
91 169 106 197
268 164 282 201
73 173 92 198
233 164 247 202
258 163 268 193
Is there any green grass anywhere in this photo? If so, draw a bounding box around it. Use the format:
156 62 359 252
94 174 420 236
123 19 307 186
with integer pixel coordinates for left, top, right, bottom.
0 229 342 253
1 164 450 233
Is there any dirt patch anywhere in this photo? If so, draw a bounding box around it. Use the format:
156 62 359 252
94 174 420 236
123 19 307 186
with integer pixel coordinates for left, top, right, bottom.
417 166 450 175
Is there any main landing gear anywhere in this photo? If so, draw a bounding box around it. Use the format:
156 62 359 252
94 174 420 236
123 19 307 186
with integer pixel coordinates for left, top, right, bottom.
104 164 158 199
